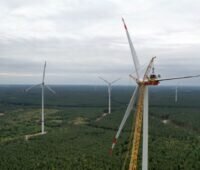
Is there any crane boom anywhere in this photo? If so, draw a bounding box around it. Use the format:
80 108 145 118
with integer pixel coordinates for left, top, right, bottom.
143 57 156 80
129 85 145 170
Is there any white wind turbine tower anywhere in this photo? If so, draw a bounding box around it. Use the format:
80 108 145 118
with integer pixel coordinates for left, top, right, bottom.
110 18 200 170
175 85 178 103
25 61 55 136
175 83 179 103
99 77 120 114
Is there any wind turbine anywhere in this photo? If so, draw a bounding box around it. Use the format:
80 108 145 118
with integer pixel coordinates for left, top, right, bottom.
175 83 179 103
99 77 120 114
110 18 200 170
25 61 55 135
175 85 178 103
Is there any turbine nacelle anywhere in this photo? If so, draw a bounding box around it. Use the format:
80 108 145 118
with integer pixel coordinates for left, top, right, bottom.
129 57 160 86
130 77 160 86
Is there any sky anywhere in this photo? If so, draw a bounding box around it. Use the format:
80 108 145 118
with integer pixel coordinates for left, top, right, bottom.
0 0 200 85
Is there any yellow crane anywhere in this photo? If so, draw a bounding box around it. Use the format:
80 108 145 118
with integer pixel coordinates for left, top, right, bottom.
129 57 156 170
129 85 144 170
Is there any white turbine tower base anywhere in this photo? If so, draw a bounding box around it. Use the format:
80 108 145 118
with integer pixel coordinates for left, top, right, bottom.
142 86 148 170
175 85 178 103
108 85 111 114
41 82 45 134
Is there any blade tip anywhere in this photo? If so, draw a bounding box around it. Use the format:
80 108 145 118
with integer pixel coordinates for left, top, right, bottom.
113 137 117 144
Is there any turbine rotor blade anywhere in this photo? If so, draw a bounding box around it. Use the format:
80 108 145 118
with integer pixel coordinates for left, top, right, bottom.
45 85 56 94
110 85 139 152
25 83 42 92
129 74 138 82
158 74 200 81
122 18 140 79
111 78 121 84
42 61 47 83
98 76 110 84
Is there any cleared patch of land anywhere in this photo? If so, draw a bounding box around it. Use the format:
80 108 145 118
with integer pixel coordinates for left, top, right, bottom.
69 117 88 125
162 119 168 124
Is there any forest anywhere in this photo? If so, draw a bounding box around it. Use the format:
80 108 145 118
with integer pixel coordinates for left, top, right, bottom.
0 85 199 170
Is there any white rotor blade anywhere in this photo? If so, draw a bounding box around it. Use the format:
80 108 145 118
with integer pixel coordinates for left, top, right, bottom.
122 18 140 79
42 61 47 83
158 74 200 81
45 85 56 94
129 74 138 82
111 78 121 84
110 85 139 152
25 83 41 92
98 76 110 84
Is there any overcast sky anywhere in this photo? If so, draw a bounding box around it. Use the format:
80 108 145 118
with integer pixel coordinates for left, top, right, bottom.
0 0 200 85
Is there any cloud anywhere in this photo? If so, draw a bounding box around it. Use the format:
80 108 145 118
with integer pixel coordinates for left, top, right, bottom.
0 0 200 85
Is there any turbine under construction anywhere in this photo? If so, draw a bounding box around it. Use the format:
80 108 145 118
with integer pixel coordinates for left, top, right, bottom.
110 18 200 170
